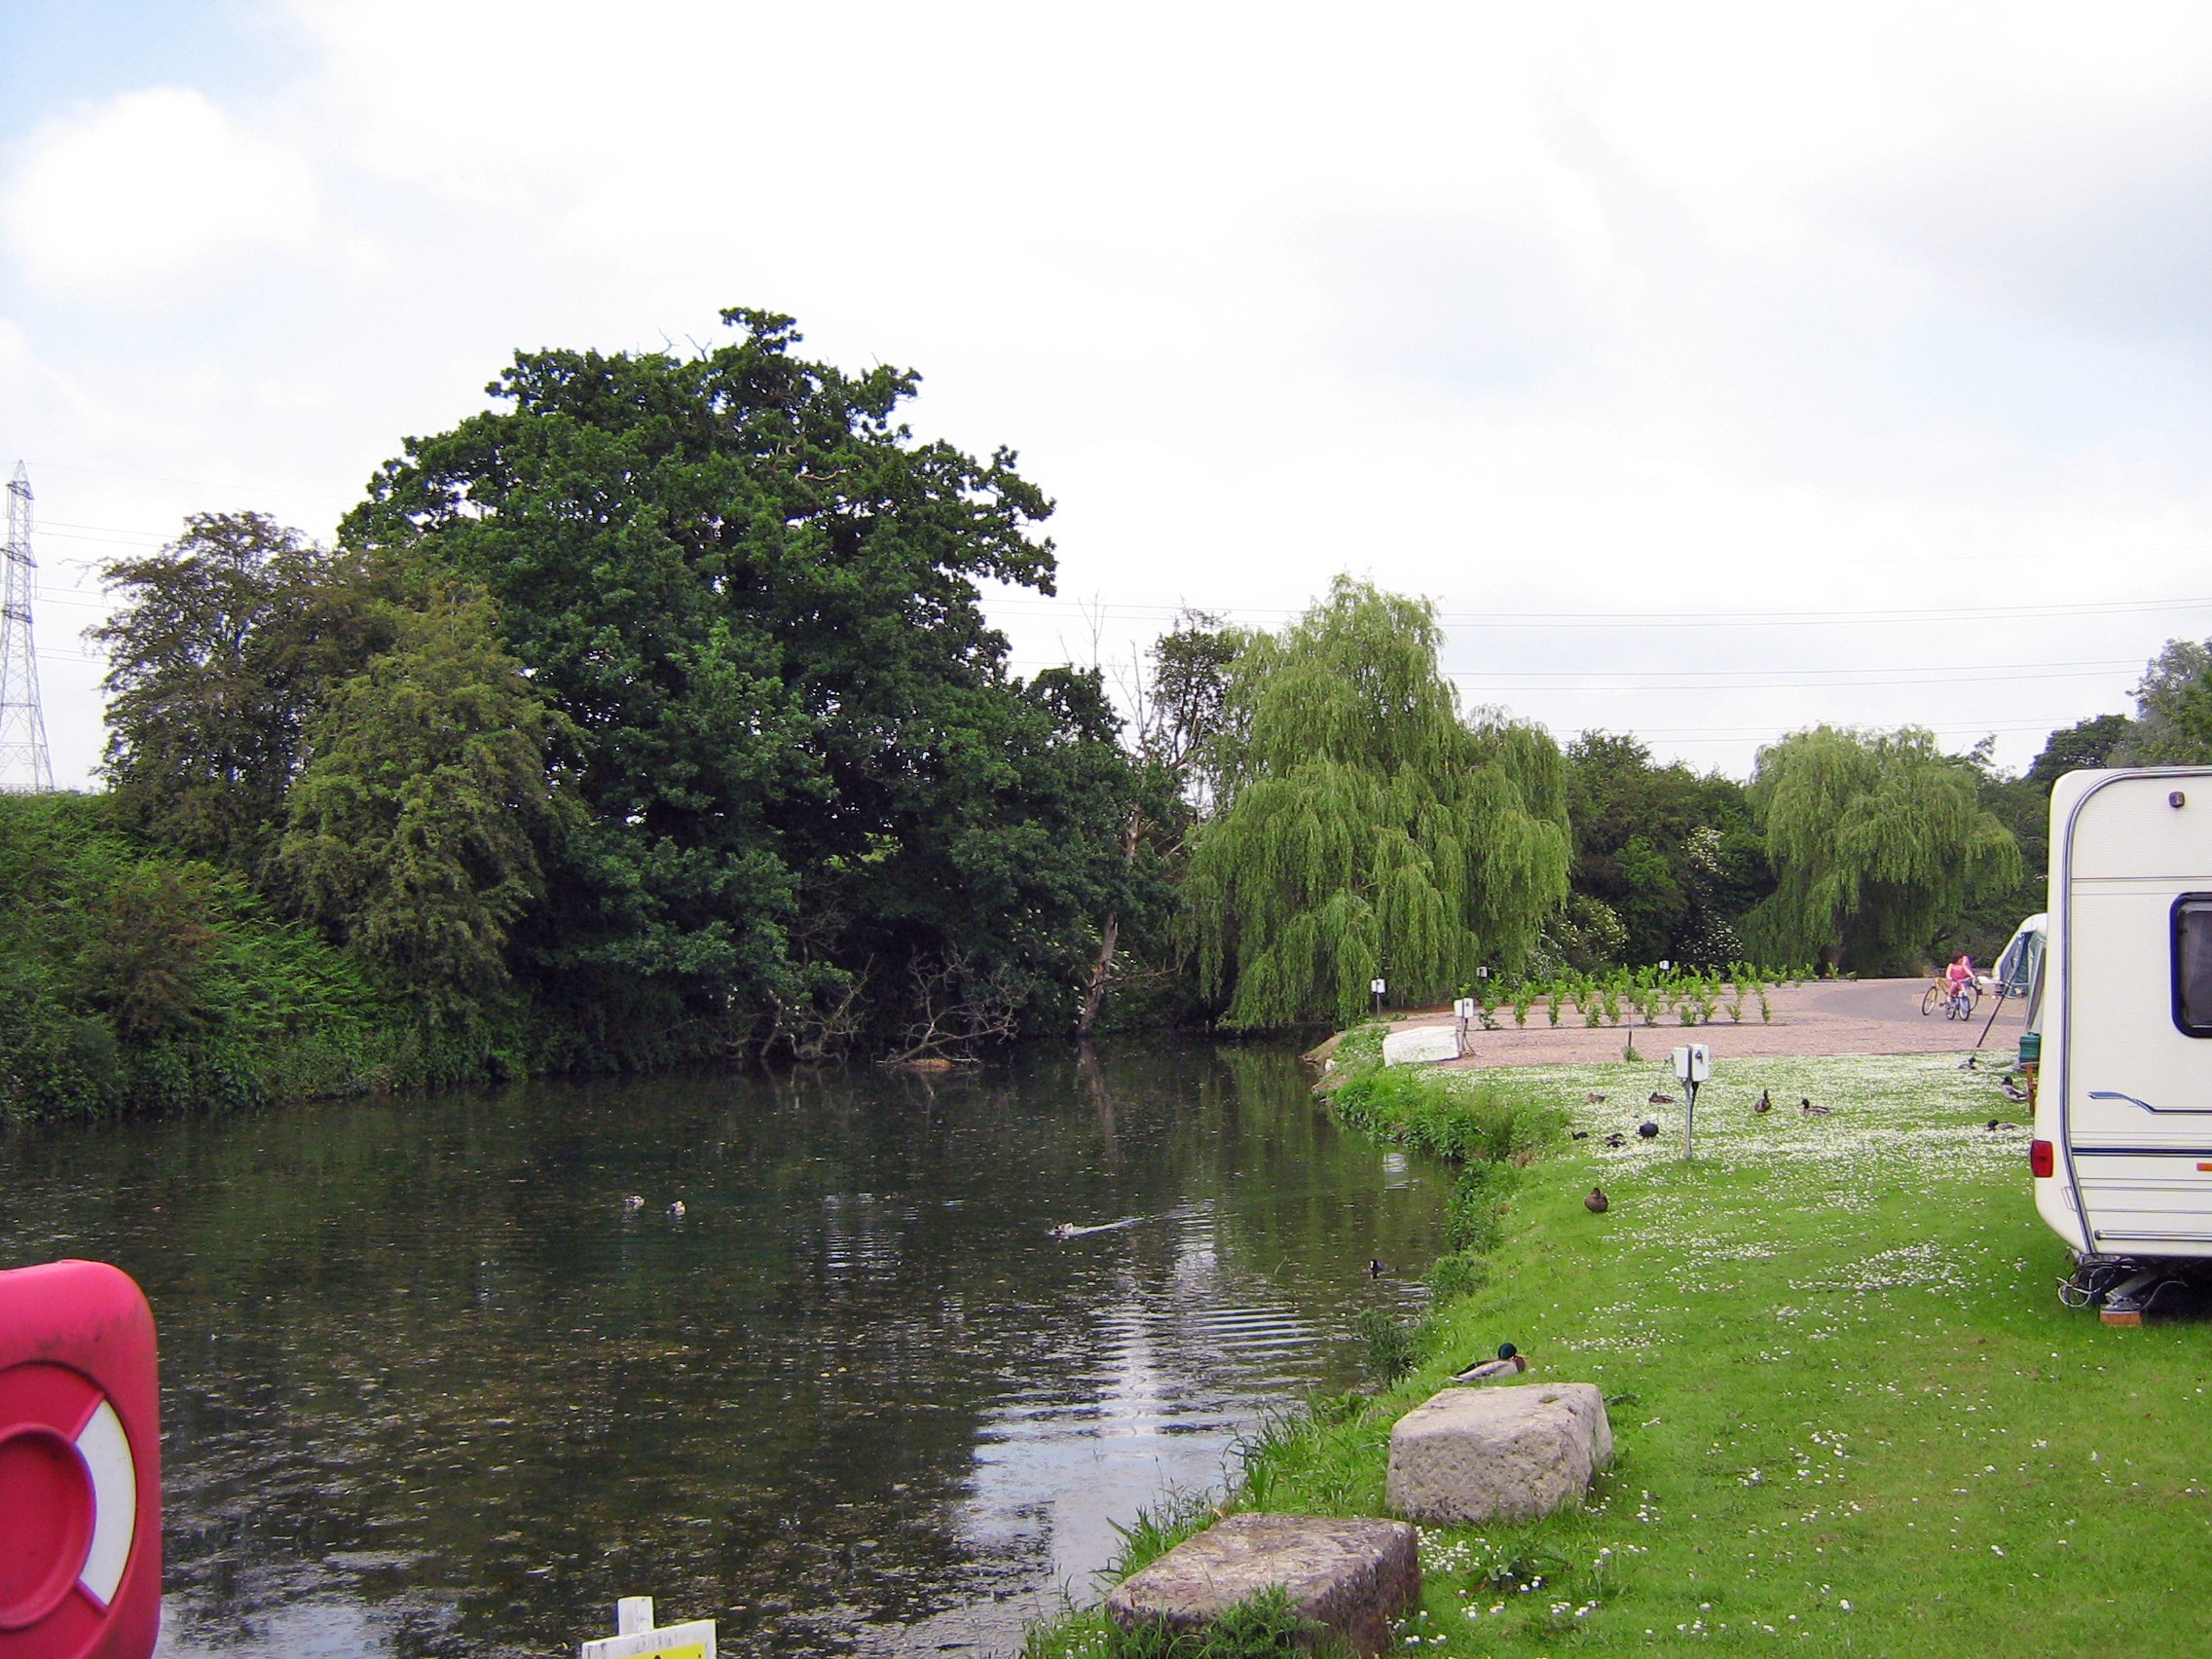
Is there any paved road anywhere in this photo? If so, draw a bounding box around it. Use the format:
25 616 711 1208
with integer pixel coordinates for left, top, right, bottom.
1791 975 2027 1033
1364 977 2029 1069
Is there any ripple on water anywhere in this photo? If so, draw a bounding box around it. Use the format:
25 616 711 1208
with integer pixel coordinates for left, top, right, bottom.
1 1039 1446 1659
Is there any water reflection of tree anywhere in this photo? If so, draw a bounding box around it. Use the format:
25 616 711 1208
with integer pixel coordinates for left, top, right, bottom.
0 1042 1450 1658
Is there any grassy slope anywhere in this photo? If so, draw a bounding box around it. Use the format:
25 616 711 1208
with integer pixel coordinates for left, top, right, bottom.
0 793 418 1124
1042 1050 2212 1657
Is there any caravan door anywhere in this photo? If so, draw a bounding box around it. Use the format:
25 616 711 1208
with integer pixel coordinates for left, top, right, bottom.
2050 768 2212 1260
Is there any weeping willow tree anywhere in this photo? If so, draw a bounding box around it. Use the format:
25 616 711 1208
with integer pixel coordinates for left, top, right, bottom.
1743 725 2022 973
1184 577 1571 1028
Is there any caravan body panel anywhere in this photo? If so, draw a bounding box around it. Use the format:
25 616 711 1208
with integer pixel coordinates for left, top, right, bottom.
2042 768 2212 1259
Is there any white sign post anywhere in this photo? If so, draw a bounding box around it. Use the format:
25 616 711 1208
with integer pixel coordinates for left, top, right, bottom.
1371 977 1387 1016
581 1599 716 1659
1670 1044 1711 1159
1453 997 1476 1054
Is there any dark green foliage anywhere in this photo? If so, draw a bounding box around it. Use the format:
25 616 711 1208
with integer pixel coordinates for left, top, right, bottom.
93 513 395 872
0 793 405 1124
342 309 1151 1062
2120 639 2212 763
276 586 574 1024
1561 730 1770 968
2028 713 2133 787
1186 579 1571 1027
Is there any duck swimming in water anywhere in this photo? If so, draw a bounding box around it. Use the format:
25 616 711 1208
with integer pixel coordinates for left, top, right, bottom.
1051 1217 1148 1240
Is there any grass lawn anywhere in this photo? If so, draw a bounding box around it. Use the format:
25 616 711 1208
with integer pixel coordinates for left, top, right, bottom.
1035 1051 2212 1657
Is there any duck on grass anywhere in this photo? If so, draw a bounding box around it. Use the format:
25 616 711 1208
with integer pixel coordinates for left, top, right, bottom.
1028 1044 2210 1657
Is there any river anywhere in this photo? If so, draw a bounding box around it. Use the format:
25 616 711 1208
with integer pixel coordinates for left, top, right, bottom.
0 1038 1446 1659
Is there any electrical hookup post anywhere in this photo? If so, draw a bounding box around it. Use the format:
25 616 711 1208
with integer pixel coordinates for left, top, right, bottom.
1453 997 1476 1057
582 1599 716 1659
1671 1044 1711 1159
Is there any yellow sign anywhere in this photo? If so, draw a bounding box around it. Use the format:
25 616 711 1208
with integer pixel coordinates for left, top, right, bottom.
579 1619 716 1659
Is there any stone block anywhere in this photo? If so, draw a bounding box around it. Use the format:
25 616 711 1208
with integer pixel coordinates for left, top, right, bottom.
1103 1513 1419 1657
1382 1026 1460 1066
1385 1382 1612 1526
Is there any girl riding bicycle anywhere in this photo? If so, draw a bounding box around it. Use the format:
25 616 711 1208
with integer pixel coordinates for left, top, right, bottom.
1945 953 1976 1015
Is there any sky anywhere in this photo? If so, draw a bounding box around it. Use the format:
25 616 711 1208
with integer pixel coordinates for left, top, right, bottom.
7 1 2212 789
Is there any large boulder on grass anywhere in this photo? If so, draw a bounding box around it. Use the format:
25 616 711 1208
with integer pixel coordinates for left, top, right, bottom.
1103 1513 1419 1657
1385 1382 1612 1526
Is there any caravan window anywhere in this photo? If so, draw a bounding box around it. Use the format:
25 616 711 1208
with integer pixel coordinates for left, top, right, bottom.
2174 897 2212 1036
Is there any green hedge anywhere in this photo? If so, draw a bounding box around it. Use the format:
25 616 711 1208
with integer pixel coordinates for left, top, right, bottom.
0 793 438 1124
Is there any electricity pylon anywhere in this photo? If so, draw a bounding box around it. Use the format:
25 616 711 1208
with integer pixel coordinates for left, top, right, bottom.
0 461 55 793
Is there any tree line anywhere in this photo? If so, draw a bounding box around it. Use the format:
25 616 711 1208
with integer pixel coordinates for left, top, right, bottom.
5 305 2207 1119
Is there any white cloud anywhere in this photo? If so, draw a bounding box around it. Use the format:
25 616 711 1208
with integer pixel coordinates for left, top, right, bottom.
10 3 2212 785
3 87 316 300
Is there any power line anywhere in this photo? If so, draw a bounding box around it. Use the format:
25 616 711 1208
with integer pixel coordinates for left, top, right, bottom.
1005 657 2141 693
990 592 2212 629
1443 666 2136 693
1441 655 2138 682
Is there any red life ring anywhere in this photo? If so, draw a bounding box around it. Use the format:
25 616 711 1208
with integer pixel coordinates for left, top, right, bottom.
0 1262 162 1659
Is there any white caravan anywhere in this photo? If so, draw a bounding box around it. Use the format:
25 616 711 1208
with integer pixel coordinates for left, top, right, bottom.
2035 767 2212 1319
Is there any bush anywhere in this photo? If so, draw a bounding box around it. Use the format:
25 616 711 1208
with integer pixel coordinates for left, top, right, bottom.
1422 1248 1492 1300
1352 1307 1421 1385
0 793 422 1124
1329 1064 1563 1164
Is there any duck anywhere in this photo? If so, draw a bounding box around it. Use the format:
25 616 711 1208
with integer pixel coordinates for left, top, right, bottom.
2000 1080 2031 1105
668 1199 686 1218
1367 1258 1389 1277
622 1195 645 1211
1585 1092 1608 1105
1585 1187 1609 1214
1987 1119 2020 1132
1800 1098 1831 1117
1637 1121 1660 1139
1570 1129 1591 1140
1453 1342 1528 1382
1648 1091 1676 1105
1753 1088 1773 1115
1604 1132 1627 1149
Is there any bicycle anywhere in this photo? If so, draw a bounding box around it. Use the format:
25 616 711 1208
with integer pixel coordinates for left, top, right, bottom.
1922 977 1982 1019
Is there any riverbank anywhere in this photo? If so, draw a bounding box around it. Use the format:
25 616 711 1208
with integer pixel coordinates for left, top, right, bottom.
1031 1045 2212 1657
0 792 447 1125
